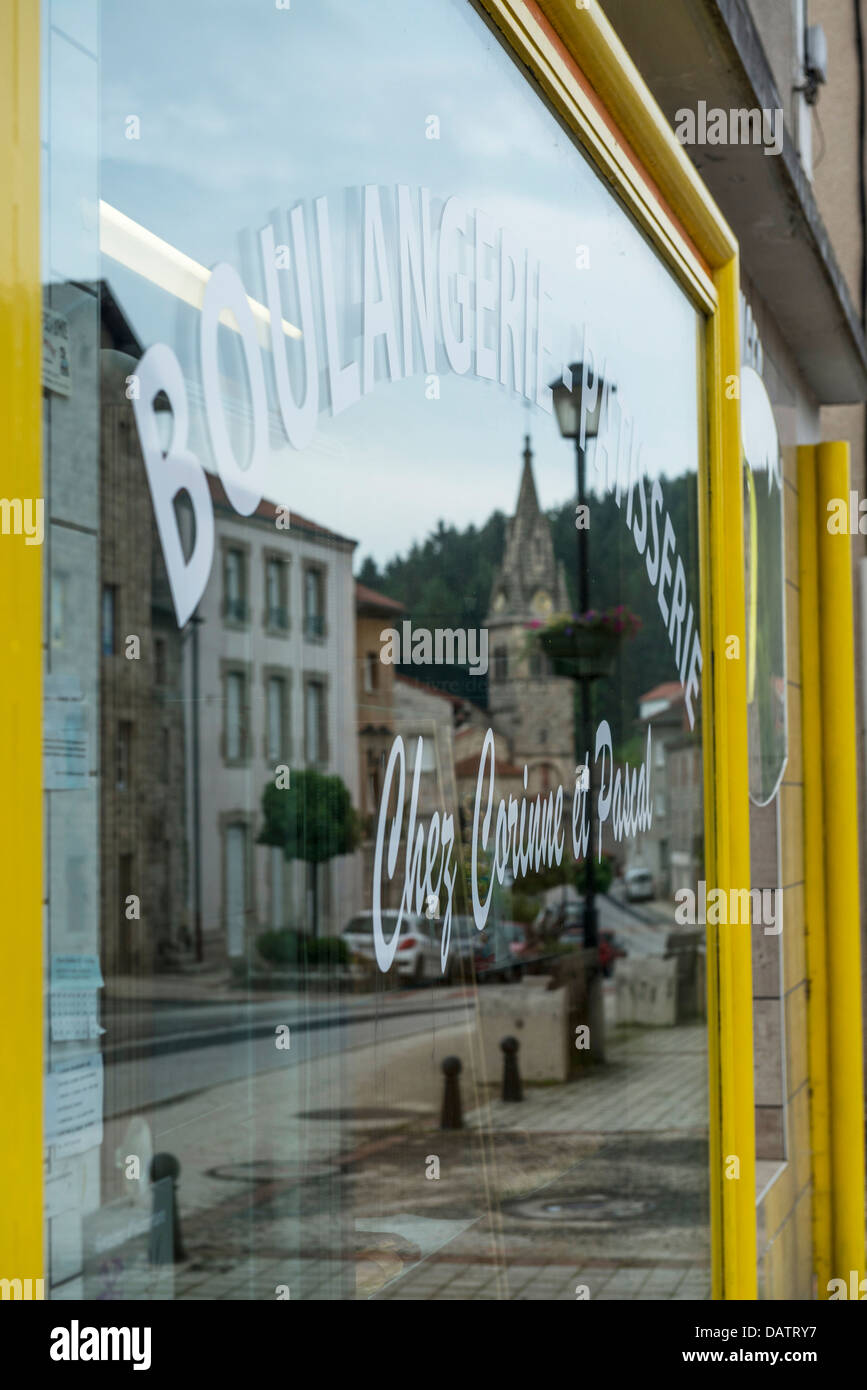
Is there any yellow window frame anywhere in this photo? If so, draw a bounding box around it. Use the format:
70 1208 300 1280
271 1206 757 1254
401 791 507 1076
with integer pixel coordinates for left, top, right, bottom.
476 0 753 1299
0 0 43 1286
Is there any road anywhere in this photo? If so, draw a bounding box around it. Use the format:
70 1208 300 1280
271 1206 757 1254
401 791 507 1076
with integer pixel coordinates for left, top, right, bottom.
101 986 475 1118
101 892 676 1119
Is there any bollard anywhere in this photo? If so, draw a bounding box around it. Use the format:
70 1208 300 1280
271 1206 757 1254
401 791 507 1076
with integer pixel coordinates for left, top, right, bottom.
440 1055 463 1129
501 1035 523 1102
149 1152 186 1263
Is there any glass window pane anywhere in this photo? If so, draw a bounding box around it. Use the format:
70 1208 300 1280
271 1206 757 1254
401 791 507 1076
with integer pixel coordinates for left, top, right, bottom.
38 0 712 1305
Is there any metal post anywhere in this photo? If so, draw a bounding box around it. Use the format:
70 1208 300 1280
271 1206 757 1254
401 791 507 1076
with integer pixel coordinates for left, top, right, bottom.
575 438 597 950
440 1056 463 1130
191 614 203 963
501 1036 523 1102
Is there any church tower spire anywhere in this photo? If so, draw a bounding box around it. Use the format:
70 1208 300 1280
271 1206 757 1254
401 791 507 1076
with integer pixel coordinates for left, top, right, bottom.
487 437 569 621
484 436 573 790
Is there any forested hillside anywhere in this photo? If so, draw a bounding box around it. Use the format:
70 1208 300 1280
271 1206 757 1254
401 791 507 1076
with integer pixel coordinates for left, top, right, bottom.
357 474 699 731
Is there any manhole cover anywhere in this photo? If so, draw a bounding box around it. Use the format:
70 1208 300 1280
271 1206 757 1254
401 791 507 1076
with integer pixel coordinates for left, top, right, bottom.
506 1192 653 1224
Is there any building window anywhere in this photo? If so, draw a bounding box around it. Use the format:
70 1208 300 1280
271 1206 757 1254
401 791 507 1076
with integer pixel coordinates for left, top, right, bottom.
225 823 248 957
101 584 117 656
116 720 132 789
266 557 289 631
266 676 286 762
305 679 326 764
225 671 248 762
363 652 378 693
154 636 167 685
494 645 508 682
224 548 247 623
304 567 325 638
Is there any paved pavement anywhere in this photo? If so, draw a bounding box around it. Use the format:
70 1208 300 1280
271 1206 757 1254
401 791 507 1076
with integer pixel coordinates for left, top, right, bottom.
78 1009 710 1302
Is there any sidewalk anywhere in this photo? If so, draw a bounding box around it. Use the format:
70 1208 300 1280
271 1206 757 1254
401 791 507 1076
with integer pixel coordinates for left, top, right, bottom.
70 1013 710 1301
372 1022 710 1300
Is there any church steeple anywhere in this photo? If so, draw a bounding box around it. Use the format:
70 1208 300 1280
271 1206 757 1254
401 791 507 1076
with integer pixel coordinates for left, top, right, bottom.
514 435 540 526
486 436 569 622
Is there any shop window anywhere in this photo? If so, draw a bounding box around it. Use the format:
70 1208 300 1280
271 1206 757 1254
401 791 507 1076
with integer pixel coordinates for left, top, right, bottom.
33 0 717 1305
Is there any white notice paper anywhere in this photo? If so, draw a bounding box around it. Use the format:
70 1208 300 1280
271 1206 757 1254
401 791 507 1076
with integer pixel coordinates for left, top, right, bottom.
45 1054 103 1157
50 954 105 1041
44 674 88 790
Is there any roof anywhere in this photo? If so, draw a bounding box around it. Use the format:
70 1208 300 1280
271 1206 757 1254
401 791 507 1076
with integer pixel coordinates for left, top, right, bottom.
638 681 684 705
206 473 356 546
355 582 405 615
454 755 523 778
395 671 482 710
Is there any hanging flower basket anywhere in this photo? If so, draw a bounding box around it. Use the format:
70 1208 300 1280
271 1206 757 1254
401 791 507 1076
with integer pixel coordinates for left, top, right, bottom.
526 607 641 680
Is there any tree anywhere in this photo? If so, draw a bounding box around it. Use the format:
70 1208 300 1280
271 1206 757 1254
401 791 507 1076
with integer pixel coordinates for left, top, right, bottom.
257 769 361 936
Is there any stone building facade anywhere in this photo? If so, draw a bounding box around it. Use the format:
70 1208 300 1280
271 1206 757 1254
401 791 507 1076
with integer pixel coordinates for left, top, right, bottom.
98 285 188 979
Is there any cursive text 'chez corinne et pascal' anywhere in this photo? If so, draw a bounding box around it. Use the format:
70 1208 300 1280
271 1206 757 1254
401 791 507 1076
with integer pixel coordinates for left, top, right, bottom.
371 722 653 975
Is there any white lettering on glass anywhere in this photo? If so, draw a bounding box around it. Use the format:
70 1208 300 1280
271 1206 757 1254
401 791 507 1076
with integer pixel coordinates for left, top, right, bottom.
374 723 651 977
131 343 215 628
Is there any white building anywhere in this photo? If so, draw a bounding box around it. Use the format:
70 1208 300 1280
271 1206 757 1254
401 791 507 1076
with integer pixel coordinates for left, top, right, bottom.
186 476 360 959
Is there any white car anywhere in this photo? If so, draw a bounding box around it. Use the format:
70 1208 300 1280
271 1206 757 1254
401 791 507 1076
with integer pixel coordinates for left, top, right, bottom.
341 910 442 985
624 867 654 902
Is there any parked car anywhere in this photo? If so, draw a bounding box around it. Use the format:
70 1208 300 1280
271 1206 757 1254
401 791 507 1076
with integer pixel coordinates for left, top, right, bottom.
448 914 482 979
341 910 440 985
474 920 533 980
557 919 628 977
624 866 655 902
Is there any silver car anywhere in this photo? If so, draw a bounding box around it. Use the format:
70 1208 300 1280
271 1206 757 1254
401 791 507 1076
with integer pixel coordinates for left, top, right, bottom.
341 910 441 984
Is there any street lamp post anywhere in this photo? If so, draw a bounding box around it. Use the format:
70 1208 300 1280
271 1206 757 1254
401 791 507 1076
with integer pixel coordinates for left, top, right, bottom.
550 363 612 1059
